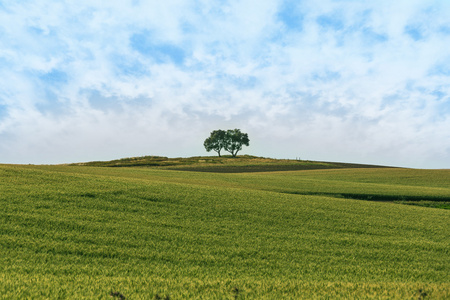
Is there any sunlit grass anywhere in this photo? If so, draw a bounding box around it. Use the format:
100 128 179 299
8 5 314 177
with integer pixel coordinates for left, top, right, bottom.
0 164 449 298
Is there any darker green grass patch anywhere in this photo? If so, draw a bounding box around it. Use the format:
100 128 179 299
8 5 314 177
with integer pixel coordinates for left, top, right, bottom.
167 161 390 173
277 191 450 209
395 201 450 209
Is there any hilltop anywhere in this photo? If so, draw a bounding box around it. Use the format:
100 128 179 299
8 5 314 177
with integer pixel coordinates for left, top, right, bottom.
70 155 393 173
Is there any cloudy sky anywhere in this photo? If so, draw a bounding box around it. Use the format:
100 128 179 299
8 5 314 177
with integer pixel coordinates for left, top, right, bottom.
1 0 449 168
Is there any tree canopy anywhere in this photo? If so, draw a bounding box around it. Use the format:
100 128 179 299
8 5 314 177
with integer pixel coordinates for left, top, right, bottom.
203 129 227 157
204 129 249 157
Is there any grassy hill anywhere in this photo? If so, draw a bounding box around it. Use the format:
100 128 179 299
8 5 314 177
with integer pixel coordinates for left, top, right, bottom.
1 158 449 299
70 155 392 172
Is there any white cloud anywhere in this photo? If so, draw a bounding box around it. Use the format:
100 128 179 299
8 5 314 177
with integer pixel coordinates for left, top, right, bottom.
0 0 449 168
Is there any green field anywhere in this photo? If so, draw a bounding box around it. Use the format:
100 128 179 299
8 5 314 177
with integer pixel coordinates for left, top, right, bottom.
1 157 449 299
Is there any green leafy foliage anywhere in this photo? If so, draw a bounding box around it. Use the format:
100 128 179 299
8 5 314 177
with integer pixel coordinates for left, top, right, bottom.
0 164 449 298
204 129 249 157
223 129 249 157
203 130 227 157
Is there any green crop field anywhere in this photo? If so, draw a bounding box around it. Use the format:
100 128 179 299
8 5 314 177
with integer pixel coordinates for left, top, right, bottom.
1 157 449 299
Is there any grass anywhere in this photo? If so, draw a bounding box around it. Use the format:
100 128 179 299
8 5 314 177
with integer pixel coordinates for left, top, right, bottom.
71 155 390 172
1 158 449 298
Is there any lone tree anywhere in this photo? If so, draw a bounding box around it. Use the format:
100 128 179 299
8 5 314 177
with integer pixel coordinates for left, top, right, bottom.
204 129 250 157
224 129 249 157
203 129 227 157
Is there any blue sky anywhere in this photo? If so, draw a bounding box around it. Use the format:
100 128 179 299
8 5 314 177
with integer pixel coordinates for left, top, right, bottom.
1 0 449 168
